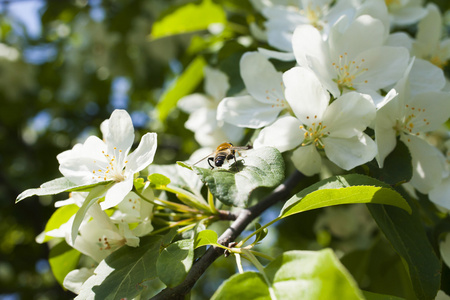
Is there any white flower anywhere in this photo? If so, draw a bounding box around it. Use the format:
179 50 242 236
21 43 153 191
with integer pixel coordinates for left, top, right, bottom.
413 3 450 70
292 14 410 104
63 268 94 295
57 109 157 209
429 141 450 210
178 66 243 147
217 52 289 129
262 0 356 52
440 232 450 270
110 191 154 237
385 0 427 27
255 67 377 176
68 202 139 263
375 63 450 193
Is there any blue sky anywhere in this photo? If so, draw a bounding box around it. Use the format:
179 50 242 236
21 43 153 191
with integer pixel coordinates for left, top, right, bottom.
4 0 45 39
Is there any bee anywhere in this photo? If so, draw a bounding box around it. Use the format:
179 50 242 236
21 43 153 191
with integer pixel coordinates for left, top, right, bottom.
194 142 252 169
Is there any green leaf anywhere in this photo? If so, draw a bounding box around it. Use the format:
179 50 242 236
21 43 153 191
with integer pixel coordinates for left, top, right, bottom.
71 185 110 245
177 161 193 170
49 241 81 287
38 204 79 243
368 197 441 300
367 140 412 185
16 177 77 203
194 229 220 249
212 272 270 300
150 0 226 39
156 239 194 288
148 173 171 188
362 290 405 300
76 236 162 300
148 164 204 199
280 174 411 219
193 147 285 207
212 249 365 300
16 177 112 203
156 55 206 121
253 223 268 245
161 227 179 246
341 238 415 299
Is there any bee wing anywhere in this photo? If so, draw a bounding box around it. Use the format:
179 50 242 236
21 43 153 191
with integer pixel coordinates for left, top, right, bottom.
230 146 252 151
193 152 214 165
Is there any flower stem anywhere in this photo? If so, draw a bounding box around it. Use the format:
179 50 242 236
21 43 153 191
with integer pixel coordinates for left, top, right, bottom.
156 185 211 212
242 249 277 299
236 217 281 248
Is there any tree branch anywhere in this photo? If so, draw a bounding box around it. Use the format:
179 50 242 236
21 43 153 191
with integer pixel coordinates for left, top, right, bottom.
150 170 304 300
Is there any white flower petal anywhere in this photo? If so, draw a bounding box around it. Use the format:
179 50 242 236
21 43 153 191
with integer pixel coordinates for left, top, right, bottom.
118 223 139 247
283 67 329 123
59 156 109 185
101 178 134 210
324 134 377 170
324 92 375 138
257 47 295 61
63 268 94 295
407 92 450 133
415 3 441 57
354 46 410 91
375 127 397 169
106 109 135 157
440 233 450 269
401 135 445 194
391 6 427 26
221 122 245 143
204 66 229 101
185 108 217 133
292 25 326 68
253 116 302 152
330 15 384 59
240 52 285 105
429 177 450 211
126 132 157 173
291 145 322 176
217 95 283 128
409 59 445 95
178 94 211 114
386 32 413 50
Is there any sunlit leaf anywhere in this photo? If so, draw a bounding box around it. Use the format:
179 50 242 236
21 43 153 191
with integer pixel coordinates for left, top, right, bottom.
71 185 110 245
157 56 207 121
193 147 285 207
150 0 226 39
16 177 112 203
38 204 79 243
148 173 171 188
212 249 364 299
280 174 411 218
194 229 220 249
49 241 81 287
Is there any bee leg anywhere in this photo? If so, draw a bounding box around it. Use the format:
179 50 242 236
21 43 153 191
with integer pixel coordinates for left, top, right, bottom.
233 155 238 171
208 157 215 169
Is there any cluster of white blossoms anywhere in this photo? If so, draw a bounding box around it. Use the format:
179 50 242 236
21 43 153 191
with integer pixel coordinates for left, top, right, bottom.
20 0 450 295
181 1 450 208
33 110 158 292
